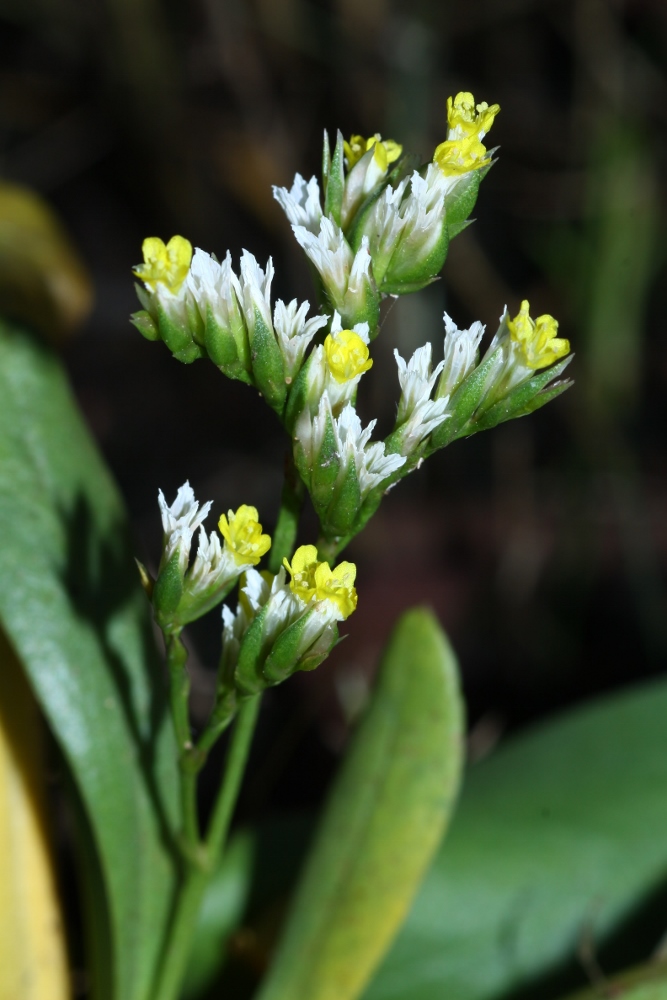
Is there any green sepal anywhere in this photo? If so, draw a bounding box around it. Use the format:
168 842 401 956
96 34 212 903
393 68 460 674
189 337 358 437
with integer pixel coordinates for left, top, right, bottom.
472 358 574 433
380 220 449 295
157 303 204 364
262 609 317 686
250 308 287 414
445 217 473 241
205 306 254 385
324 460 361 538
152 550 184 630
444 169 482 236
310 418 342 517
428 347 502 451
130 310 159 341
204 305 239 368
340 280 380 340
169 577 238 631
324 130 345 226
299 624 340 672
234 604 271 697
322 130 331 187
284 353 313 434
185 296 206 347
346 183 391 254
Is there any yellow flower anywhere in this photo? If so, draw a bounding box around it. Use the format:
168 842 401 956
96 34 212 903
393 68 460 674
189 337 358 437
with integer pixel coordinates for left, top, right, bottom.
218 505 272 566
433 135 491 177
324 329 373 384
508 300 570 370
133 235 193 294
446 91 500 140
344 133 403 171
283 545 358 620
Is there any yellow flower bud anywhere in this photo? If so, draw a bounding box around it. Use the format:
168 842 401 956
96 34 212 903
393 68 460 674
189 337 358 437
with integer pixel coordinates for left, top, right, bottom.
508 300 570 370
218 505 272 567
133 235 193 294
324 329 373 384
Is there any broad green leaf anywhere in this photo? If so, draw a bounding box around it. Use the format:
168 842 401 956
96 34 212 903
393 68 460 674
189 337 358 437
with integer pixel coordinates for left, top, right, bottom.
0 322 180 1000
0 627 69 1000
363 679 667 1000
256 607 465 1000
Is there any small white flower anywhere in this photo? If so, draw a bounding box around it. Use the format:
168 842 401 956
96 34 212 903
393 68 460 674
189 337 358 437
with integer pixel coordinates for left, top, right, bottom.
186 248 244 333
185 527 244 598
238 250 274 336
158 482 212 574
272 173 322 233
334 403 406 497
292 218 353 309
294 392 332 468
273 298 328 379
394 343 450 454
438 313 486 399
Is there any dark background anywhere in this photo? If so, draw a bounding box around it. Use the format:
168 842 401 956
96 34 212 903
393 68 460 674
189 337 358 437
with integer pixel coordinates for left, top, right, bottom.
1 0 666 813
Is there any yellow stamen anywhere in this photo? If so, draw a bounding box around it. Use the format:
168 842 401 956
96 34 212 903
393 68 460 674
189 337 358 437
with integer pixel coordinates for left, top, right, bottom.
446 91 500 139
218 505 272 566
283 545 358 620
324 329 373 384
344 133 403 171
508 300 570 370
133 235 193 294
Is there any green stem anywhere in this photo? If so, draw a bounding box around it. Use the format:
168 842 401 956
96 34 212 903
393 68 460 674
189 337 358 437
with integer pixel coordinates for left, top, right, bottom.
151 695 262 1000
166 632 200 849
269 453 305 573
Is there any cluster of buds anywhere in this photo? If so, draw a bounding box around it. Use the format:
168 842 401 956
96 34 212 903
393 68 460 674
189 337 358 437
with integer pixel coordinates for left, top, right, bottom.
132 91 573 555
132 240 327 414
224 546 356 702
273 91 501 320
146 482 272 634
147 481 359 726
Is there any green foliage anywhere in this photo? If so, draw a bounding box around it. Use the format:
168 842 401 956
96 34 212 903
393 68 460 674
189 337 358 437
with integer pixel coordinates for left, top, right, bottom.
363 679 667 1000
256 607 465 1000
0 321 180 1000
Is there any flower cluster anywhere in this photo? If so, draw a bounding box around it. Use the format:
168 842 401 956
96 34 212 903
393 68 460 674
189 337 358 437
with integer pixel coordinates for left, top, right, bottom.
151 483 271 632
134 89 572 572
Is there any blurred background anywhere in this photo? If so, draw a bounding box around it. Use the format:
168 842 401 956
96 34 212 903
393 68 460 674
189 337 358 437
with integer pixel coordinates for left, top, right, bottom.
0 0 665 831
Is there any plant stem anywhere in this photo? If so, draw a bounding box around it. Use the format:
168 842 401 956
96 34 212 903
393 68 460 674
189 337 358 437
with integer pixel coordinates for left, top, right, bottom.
166 632 200 849
269 453 305 573
205 694 261 856
151 695 262 1000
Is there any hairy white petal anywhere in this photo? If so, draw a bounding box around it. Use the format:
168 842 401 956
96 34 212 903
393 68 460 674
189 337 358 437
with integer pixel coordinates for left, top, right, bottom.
272 173 322 233
273 298 328 378
239 250 274 333
439 313 485 397
158 482 212 571
292 219 353 305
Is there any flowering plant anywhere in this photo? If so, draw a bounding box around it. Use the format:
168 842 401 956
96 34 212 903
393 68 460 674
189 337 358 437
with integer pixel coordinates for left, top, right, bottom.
3 91 663 1000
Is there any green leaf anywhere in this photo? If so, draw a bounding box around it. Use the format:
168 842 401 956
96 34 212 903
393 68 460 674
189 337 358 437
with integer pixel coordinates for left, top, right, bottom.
363 678 667 1000
256 607 465 1000
0 322 180 1000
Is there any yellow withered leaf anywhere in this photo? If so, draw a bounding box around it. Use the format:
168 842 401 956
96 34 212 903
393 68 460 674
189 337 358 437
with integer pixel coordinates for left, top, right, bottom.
0 628 70 1000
